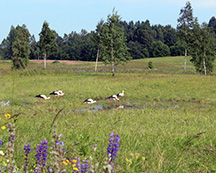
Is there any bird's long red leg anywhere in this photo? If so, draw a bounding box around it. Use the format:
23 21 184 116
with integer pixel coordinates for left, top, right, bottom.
55 96 57 99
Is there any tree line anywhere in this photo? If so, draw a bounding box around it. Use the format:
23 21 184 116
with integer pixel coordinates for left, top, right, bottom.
0 1 216 74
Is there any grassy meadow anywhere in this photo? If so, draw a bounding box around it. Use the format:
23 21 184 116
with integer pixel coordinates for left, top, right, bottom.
0 57 216 172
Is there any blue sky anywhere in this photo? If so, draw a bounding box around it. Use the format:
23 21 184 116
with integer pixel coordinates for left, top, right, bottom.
0 0 215 42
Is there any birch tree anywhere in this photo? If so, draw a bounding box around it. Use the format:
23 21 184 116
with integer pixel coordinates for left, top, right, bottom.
100 9 131 75
177 1 195 73
94 19 104 71
190 22 216 75
38 21 57 69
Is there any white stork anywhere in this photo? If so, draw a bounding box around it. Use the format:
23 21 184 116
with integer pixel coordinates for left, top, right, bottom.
35 94 51 103
83 98 97 107
50 90 64 99
106 95 119 106
117 90 125 98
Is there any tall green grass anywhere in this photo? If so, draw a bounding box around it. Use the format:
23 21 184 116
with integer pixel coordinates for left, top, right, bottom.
0 57 216 172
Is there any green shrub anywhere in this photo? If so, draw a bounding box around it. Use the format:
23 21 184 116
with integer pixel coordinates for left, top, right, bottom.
148 61 153 69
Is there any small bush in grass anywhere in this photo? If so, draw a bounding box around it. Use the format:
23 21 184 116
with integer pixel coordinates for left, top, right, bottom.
148 61 153 69
52 60 60 64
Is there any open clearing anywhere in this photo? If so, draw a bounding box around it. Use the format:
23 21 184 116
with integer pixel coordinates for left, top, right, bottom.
0 57 216 172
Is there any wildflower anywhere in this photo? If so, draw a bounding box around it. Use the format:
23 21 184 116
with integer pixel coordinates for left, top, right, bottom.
125 158 132 165
24 142 31 172
72 164 78 171
135 153 140 159
24 142 31 155
0 139 2 146
35 138 48 172
107 132 120 162
5 114 11 118
72 159 77 163
1 126 6 130
81 159 89 173
74 158 80 171
9 136 15 142
142 156 146 161
0 150 4 156
63 160 70 166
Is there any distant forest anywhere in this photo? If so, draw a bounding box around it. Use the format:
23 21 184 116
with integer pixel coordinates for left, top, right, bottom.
1 16 216 61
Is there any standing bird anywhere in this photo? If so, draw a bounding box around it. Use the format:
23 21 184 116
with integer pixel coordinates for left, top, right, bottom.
35 94 51 103
117 90 125 98
106 95 119 106
83 98 97 107
116 90 125 103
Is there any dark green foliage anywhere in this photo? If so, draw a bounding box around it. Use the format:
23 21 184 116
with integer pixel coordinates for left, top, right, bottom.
170 42 185 56
163 25 178 47
150 41 170 57
134 20 154 50
208 16 216 34
127 41 149 59
10 25 31 69
29 35 40 60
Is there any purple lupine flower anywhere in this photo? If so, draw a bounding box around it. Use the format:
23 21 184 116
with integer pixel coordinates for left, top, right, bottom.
107 132 120 163
0 139 2 146
81 159 89 173
35 138 48 172
75 157 81 172
24 142 31 155
9 136 15 143
24 142 31 172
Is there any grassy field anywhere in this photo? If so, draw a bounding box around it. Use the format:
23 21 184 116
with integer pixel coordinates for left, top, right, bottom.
0 57 216 172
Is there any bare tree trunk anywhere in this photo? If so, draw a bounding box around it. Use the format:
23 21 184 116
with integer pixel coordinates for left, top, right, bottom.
44 51 47 69
203 51 207 75
111 61 114 73
184 48 187 73
95 48 100 71
111 38 114 75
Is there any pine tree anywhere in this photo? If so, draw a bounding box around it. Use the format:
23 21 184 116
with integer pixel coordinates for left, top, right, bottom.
100 9 131 75
38 21 57 69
